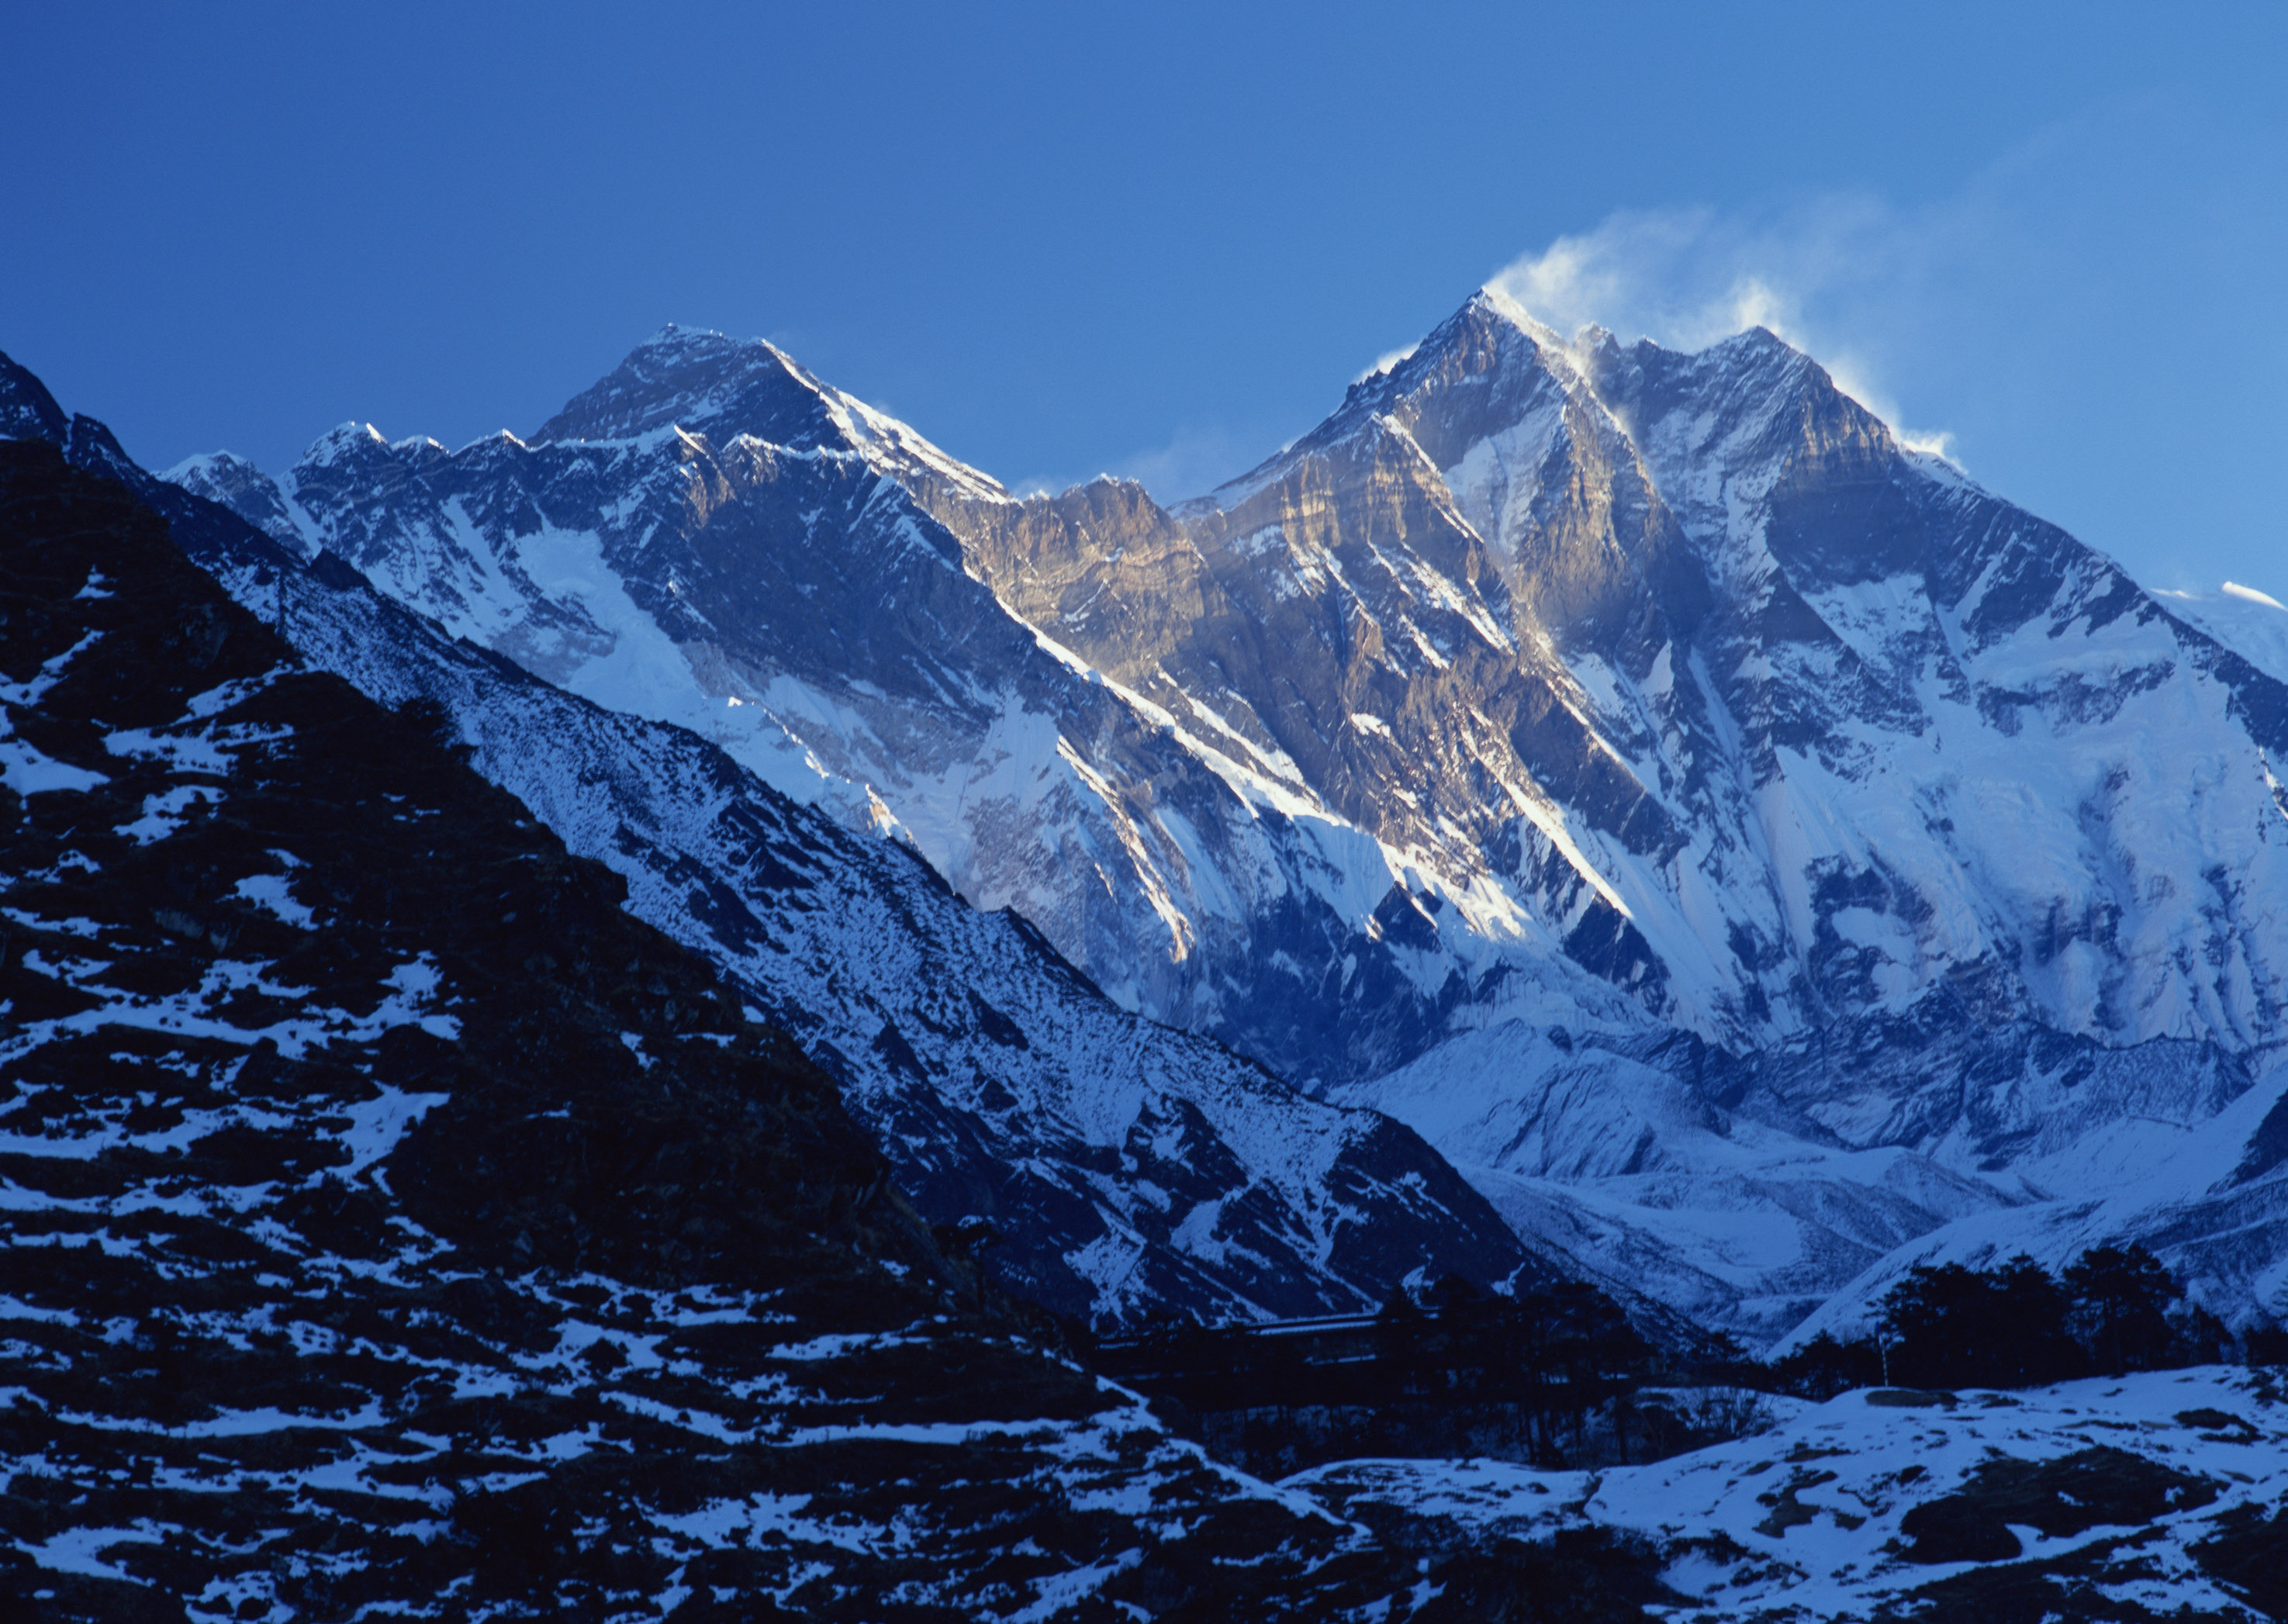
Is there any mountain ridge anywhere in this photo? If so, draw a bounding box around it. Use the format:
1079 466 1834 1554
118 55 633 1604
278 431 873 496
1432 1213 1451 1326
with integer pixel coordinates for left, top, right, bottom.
150 292 2288 1343
0 432 1554 1619
4 344 1578 1336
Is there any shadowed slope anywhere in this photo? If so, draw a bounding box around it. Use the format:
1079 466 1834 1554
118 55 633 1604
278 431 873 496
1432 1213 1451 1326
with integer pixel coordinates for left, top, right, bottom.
0 440 1571 1620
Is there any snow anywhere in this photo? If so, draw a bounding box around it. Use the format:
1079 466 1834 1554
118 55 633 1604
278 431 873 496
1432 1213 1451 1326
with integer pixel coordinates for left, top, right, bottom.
2 952 462 1071
22 1522 168 1581
0 907 101 938
103 724 235 776
333 1085 451 1179
1339 1020 2016 1332
0 726 109 796
2154 582 2288 684
1783 1054 2288 1346
118 783 219 842
230 871 315 928
0 630 102 706
1291 1367 2288 1623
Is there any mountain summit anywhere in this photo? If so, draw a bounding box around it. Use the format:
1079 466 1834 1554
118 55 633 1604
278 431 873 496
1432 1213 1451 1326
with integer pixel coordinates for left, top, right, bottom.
161 294 2288 1343
532 324 1008 505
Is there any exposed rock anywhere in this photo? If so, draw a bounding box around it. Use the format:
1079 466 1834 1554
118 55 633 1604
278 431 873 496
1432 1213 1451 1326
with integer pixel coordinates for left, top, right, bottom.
0 438 1571 1619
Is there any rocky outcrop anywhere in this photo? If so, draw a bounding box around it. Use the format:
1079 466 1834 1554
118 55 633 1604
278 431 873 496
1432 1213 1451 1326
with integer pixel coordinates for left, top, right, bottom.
0 437 1570 1619
4 350 1550 1335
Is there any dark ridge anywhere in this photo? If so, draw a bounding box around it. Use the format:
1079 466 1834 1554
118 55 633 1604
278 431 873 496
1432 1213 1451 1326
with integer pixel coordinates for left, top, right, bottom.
2 439 1613 1619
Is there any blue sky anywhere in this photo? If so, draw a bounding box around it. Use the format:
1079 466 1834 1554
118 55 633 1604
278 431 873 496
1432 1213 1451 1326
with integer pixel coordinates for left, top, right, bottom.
5 2 2283 593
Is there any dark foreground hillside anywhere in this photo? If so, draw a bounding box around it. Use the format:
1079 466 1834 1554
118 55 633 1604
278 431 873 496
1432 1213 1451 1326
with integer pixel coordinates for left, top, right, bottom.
0 441 1671 1620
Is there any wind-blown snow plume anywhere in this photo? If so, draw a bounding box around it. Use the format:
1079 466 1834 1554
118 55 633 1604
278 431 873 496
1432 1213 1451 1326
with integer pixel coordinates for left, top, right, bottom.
1486 201 1958 457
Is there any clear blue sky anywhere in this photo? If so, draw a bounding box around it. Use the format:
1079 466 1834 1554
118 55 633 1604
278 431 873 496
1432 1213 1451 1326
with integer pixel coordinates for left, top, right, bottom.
6 2 2283 593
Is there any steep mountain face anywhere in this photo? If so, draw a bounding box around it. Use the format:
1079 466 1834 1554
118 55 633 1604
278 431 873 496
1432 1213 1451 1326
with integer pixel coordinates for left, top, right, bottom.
157 297 2288 1342
3 351 1544 1333
1217 295 2288 1070
0 437 1578 1621
1299 294 2288 1332
827 295 2288 1086
907 294 2288 1336
933 338 1686 1037
168 329 1640 1093
985 291 2288 1067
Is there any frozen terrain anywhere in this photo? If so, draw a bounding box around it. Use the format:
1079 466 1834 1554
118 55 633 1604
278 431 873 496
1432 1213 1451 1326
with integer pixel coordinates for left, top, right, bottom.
1296 1365 2288 1622
155 296 2288 1346
1 348 1542 1334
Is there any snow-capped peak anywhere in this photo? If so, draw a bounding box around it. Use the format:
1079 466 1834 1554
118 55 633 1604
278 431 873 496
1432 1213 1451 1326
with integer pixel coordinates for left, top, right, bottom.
159 447 264 487
300 420 392 466
534 324 807 444
1469 283 1567 349
532 324 1007 504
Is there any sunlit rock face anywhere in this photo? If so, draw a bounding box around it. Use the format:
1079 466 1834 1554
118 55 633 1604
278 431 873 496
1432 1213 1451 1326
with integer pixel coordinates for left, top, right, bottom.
929 293 2288 1068
0 434 1579 1622
2 347 1545 1336
157 293 2288 1342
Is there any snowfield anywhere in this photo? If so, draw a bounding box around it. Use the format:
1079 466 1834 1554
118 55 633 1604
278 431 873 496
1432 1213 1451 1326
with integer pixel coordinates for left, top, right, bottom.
1294 1367 2288 1622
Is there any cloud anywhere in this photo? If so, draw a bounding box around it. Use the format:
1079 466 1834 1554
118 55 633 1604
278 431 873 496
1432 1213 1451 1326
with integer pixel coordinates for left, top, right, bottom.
1011 422 1264 506
1353 342 1419 384
1484 199 1959 461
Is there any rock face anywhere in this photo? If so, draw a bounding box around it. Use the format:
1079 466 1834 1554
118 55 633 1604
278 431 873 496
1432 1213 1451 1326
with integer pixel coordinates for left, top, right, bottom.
0 437 1575 1620
2 351 1545 1335
155 295 2288 1341
166 327 1643 1094
1288 294 2288 1334
949 291 2288 1066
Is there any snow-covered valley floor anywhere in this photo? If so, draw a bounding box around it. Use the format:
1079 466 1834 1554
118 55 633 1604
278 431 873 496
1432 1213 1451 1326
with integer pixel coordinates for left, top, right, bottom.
1293 1366 2288 1621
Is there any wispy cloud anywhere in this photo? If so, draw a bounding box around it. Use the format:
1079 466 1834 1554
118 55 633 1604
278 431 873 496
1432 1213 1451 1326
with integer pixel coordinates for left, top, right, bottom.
1011 422 1265 506
1485 199 1959 460
1353 343 1419 384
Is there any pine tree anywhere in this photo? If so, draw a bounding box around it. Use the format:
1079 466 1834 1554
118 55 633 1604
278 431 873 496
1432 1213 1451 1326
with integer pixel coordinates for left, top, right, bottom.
1986 1254 2081 1386
1880 1263 1991 1387
2063 1244 2177 1375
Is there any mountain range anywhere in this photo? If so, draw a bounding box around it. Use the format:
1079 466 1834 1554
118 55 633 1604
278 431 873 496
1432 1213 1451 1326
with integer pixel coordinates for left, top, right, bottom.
0 346 1545 1339
133 290 2288 1346
0 434 1590 1618
9 283 2288 1619
9 276 2288 1354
